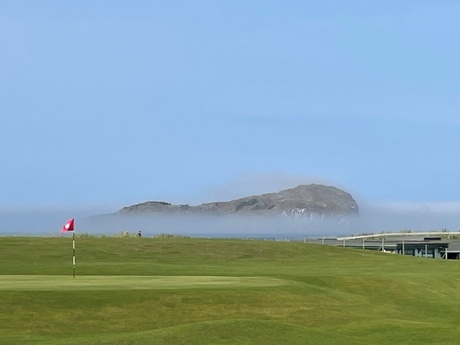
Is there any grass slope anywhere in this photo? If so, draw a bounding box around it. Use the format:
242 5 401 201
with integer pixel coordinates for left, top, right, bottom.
0 236 459 344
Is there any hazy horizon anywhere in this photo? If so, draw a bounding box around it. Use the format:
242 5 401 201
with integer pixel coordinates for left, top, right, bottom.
2 196 460 237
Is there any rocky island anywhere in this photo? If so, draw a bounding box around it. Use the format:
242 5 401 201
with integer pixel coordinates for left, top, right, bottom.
117 184 358 218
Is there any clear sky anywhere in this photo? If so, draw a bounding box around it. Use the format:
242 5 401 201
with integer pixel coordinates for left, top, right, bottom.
1 1 459 213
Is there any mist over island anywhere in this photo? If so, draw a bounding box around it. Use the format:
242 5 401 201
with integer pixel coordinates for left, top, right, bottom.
2 184 460 237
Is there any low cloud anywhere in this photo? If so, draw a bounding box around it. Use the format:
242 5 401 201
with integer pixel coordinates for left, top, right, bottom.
1 200 460 237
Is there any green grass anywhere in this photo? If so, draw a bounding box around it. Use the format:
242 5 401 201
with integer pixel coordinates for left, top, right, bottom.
0 236 460 344
0 275 289 290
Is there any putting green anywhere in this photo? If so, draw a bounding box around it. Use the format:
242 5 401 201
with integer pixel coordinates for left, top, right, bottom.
0 275 289 290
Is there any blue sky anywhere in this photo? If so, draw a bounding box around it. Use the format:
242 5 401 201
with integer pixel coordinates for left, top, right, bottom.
1 1 460 213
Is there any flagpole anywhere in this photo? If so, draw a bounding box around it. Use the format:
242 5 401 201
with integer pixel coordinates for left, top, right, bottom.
62 218 76 278
72 231 76 278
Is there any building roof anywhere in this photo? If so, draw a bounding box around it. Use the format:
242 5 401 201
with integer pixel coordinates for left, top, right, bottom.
446 241 460 253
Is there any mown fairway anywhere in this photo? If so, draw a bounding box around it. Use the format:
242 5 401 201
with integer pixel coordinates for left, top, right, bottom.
0 236 459 344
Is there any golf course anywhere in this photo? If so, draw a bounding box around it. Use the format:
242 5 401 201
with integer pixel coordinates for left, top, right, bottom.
1 236 459 344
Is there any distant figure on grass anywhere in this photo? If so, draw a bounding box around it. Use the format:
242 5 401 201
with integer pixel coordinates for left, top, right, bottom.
123 231 129 237
137 230 142 238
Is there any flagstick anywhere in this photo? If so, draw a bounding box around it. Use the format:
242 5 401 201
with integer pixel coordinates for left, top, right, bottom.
62 218 76 278
72 232 76 278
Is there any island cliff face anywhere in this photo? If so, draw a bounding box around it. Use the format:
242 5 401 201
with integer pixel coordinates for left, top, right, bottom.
117 184 359 217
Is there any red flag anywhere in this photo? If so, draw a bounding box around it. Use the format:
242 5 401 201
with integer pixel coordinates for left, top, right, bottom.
62 218 75 232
